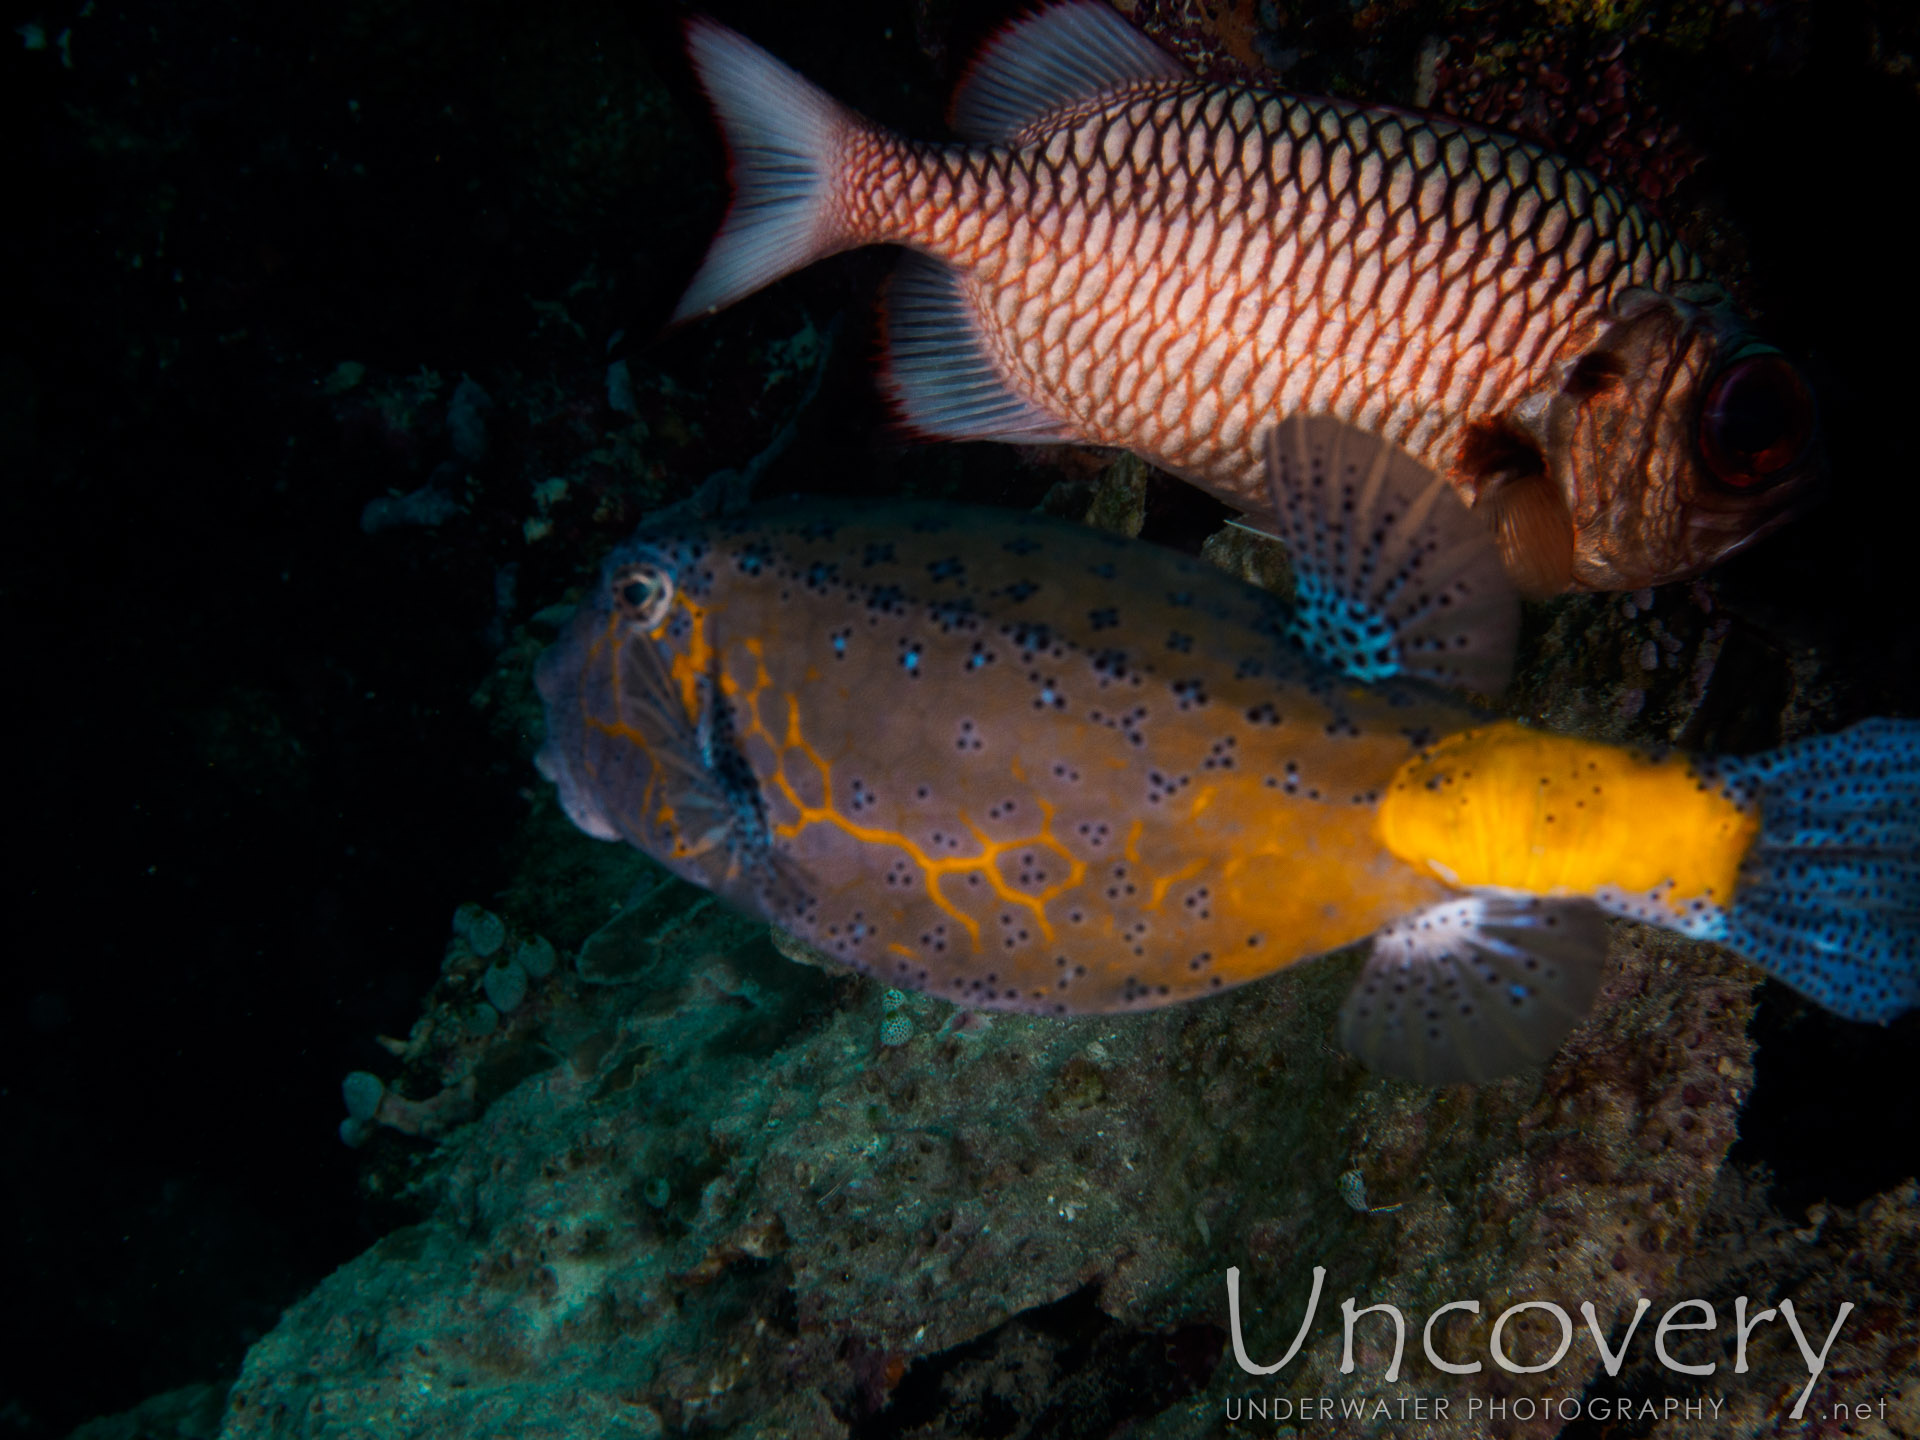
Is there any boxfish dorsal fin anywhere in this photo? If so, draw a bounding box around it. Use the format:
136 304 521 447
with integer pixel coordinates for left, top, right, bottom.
948 1 1188 144
1260 416 1521 696
883 254 1079 443
1339 895 1611 1085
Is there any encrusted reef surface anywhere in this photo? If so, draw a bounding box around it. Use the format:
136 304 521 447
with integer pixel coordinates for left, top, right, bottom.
1616 1170 1920 1440
218 859 1757 1438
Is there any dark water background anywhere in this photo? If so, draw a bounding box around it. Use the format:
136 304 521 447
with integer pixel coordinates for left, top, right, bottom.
6 0 1919 1433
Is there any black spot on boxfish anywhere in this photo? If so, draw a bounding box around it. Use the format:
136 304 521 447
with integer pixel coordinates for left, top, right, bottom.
863 542 896 566
1089 607 1120 631
1166 631 1192 653
1172 678 1209 710
929 597 976 631
867 584 906 615
1000 580 1040 602
928 557 965 582
1007 621 1055 655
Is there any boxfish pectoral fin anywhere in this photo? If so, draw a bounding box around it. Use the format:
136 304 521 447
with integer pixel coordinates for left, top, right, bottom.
1256 416 1521 697
1338 895 1611 1085
608 634 791 907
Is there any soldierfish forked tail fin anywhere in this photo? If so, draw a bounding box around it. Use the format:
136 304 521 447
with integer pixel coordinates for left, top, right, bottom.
1708 718 1920 1023
672 20 861 323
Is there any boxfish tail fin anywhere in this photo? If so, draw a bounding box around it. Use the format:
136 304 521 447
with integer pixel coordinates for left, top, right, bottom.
1339 895 1612 1085
1258 417 1520 697
1706 718 1920 1024
672 19 863 323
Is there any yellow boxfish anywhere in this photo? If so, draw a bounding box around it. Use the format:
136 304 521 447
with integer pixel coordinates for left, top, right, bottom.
537 418 1916 1083
671 2 1822 596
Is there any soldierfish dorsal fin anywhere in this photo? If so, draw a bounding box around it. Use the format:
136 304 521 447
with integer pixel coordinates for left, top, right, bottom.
1261 416 1521 696
948 1 1188 145
884 254 1078 443
1339 895 1612 1085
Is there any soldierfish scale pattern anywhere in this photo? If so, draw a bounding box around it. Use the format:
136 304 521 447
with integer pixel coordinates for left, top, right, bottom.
680 6 1820 593
842 81 1698 506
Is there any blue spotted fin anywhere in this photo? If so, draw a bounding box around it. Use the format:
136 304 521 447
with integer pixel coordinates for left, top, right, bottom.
1708 718 1920 1023
1260 416 1520 696
1339 895 1612 1085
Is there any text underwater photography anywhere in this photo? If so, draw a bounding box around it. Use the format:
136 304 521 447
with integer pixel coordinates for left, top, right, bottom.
1215 1265 1889 1430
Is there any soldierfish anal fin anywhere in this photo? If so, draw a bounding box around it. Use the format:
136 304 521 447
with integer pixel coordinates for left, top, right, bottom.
949 1 1188 144
672 20 859 323
883 254 1078 444
1262 416 1520 695
1339 895 1612 1085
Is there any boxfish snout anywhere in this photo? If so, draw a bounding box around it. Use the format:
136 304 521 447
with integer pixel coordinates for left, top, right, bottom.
534 606 623 844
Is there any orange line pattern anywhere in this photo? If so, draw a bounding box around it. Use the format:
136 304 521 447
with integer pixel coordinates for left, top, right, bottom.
572 503 1461 1015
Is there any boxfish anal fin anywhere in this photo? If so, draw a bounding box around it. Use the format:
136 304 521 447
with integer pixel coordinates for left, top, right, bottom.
1259 416 1521 697
1338 895 1610 1085
948 2 1188 144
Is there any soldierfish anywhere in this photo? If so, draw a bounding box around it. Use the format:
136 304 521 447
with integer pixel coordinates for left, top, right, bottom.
536 418 1915 1083
671 3 1822 596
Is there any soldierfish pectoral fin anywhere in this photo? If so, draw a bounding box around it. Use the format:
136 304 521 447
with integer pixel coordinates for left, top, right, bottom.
948 1 1188 144
1482 469 1576 600
1339 895 1611 1085
884 254 1078 444
1261 416 1521 695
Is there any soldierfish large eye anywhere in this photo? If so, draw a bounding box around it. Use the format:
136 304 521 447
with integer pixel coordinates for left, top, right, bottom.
1698 354 1814 489
614 563 674 629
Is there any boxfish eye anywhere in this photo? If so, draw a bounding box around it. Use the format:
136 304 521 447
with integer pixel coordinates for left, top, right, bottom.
614 564 674 628
1697 353 1814 490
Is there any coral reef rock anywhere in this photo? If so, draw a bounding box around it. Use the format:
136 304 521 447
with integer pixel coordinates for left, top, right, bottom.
220 868 1760 1438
